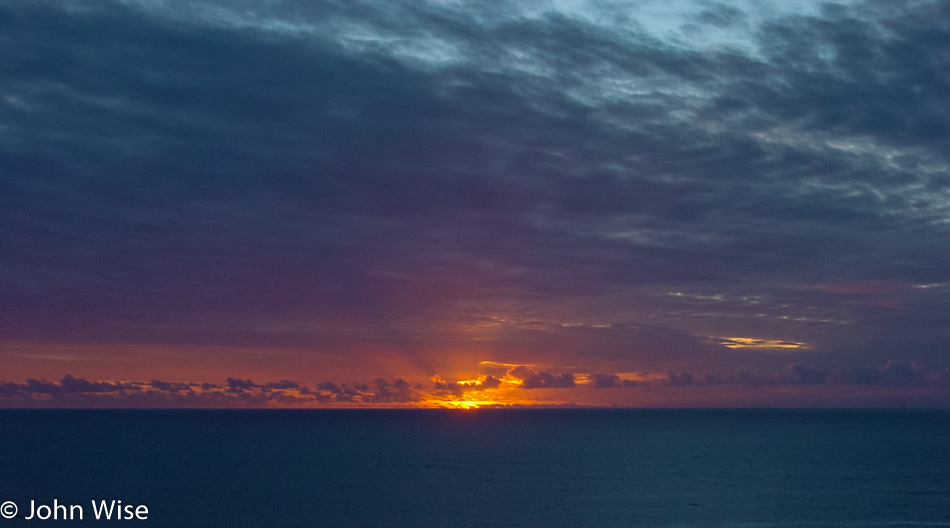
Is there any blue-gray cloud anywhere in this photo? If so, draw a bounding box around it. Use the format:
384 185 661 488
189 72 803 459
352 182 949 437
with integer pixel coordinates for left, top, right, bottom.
2 0 949 377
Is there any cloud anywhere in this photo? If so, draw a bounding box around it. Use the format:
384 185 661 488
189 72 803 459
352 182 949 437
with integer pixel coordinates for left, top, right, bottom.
227 378 257 391
0 360 948 408
522 373 575 389
835 361 936 387
479 376 502 389
263 380 299 390
507 366 575 389
579 361 949 390
0 374 431 407
149 379 190 392
786 364 828 385
366 378 423 403
432 374 501 395
588 373 624 388
317 382 342 394
2 0 950 387
507 366 536 381
666 370 695 387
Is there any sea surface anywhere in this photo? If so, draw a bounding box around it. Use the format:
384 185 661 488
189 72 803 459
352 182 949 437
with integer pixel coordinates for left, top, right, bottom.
1 409 948 527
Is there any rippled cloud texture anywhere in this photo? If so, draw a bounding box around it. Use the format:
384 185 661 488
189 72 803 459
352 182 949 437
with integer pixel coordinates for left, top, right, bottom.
2 0 949 407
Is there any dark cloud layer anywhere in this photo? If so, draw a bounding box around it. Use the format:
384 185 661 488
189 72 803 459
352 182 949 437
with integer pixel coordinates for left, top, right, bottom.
2 361 947 407
508 366 576 389
2 0 950 402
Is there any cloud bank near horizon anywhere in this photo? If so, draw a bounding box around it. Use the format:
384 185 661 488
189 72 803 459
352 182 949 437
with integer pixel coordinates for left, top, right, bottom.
3 359 948 408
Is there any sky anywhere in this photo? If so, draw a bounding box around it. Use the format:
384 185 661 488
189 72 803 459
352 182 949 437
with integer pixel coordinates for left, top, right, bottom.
1 0 949 408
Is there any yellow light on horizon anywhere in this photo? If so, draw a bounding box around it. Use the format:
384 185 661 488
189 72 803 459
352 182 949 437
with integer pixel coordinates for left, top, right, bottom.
716 337 809 350
423 398 500 409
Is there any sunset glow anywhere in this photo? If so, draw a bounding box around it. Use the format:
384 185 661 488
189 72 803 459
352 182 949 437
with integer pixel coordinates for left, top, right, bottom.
716 338 811 350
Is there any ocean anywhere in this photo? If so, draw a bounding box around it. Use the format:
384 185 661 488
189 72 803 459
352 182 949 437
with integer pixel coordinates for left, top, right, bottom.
1 409 948 527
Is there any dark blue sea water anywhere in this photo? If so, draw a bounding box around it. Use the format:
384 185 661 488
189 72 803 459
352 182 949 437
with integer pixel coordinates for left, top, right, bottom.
1 409 948 527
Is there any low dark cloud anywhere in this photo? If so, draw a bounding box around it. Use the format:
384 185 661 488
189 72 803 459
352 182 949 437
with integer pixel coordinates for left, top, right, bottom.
666 370 696 387
480 376 502 389
0 374 432 407
227 378 257 391
507 366 576 389
836 361 938 387
588 373 643 389
264 380 300 390
1 361 947 407
317 382 343 394
787 364 828 385
432 374 502 396
657 361 950 389
365 378 423 403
